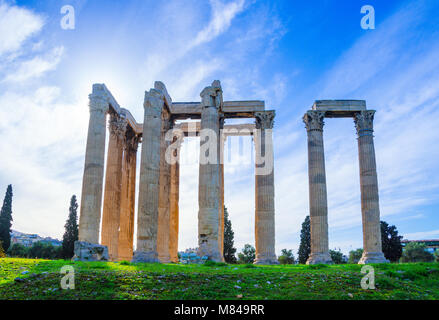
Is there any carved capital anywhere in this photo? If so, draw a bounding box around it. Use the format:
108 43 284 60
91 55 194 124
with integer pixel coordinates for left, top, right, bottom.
109 114 127 139
354 110 375 135
88 94 108 113
126 133 140 154
303 110 325 132
255 111 275 129
200 86 217 107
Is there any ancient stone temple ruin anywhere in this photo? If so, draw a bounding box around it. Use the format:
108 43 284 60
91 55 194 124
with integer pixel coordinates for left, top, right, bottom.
303 100 388 264
74 80 388 265
74 80 278 264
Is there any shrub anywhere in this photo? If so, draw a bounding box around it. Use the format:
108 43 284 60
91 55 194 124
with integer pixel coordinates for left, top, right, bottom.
277 249 295 264
0 241 5 258
348 248 363 264
237 244 255 264
329 249 347 264
400 242 434 263
8 243 29 258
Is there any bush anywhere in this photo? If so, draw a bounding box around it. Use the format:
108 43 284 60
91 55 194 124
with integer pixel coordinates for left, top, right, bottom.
400 242 434 263
348 248 363 264
329 249 347 264
278 249 295 264
0 241 5 258
28 242 62 259
8 243 29 258
237 244 255 264
435 251 439 263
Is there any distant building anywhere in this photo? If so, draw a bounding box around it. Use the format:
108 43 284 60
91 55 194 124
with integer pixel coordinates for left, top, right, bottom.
10 230 62 247
402 239 439 254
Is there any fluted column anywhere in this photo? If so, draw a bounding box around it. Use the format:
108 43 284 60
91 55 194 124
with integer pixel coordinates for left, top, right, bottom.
218 117 225 257
118 132 138 261
132 89 164 263
303 111 332 265
157 112 172 263
198 81 223 261
254 111 278 264
101 114 126 261
169 134 182 263
355 111 388 264
78 87 108 244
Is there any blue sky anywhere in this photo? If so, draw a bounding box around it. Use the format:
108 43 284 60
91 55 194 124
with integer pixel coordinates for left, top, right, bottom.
0 0 438 256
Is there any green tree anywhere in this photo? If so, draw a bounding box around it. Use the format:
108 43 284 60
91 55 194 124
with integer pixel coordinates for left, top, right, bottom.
329 249 347 264
400 242 434 263
61 195 79 259
8 243 29 258
223 206 237 263
0 185 13 252
348 248 363 264
298 215 311 264
237 244 255 264
278 249 295 264
435 250 439 263
381 221 403 262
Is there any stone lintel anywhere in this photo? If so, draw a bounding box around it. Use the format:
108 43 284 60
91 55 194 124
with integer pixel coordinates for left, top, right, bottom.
312 100 367 118
170 100 265 118
173 122 255 136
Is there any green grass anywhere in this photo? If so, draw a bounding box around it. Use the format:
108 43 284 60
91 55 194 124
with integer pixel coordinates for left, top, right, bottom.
0 258 438 300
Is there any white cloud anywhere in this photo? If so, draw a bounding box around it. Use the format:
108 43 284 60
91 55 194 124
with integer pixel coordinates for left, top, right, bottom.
3 46 64 82
0 2 43 56
403 230 439 240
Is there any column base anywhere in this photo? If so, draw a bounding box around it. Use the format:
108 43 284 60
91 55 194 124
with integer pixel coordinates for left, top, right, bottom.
131 250 160 263
197 249 224 262
306 252 333 265
254 254 279 265
158 254 171 263
358 251 389 264
73 241 109 261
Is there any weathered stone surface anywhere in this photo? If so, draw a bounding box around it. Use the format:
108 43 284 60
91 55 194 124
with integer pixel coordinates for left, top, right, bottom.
78 87 109 244
303 111 333 265
254 111 277 265
355 111 388 264
73 241 109 261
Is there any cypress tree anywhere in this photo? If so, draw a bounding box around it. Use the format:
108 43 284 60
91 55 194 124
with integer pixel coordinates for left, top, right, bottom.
298 215 311 264
0 185 13 252
381 220 403 262
223 206 237 263
61 195 79 259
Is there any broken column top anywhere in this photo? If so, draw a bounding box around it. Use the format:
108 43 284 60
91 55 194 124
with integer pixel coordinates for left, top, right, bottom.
312 100 367 118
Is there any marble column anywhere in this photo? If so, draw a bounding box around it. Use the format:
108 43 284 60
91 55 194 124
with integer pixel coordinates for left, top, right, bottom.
254 111 278 264
303 111 333 264
132 89 164 263
198 82 223 261
118 131 138 261
169 134 182 263
101 114 126 261
354 111 388 264
78 88 108 245
157 112 172 263
218 117 225 257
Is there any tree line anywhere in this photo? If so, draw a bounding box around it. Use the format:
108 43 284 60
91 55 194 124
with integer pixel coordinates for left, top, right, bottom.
0 184 437 264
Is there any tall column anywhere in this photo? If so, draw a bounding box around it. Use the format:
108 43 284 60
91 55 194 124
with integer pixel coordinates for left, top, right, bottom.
354 111 388 264
198 82 223 261
218 117 225 257
118 131 138 261
303 111 333 264
78 87 108 245
101 114 126 261
254 111 278 264
169 134 182 263
132 89 164 263
157 111 172 263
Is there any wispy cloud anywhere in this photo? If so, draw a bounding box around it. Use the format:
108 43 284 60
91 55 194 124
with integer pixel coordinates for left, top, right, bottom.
0 2 44 56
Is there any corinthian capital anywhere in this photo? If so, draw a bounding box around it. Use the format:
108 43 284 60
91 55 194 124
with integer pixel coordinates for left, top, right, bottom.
109 114 127 139
88 94 108 113
303 110 325 132
354 110 375 135
255 111 275 129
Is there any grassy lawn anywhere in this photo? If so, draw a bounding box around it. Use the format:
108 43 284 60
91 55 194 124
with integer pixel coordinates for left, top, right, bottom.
0 258 438 300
